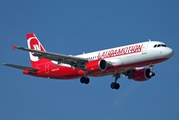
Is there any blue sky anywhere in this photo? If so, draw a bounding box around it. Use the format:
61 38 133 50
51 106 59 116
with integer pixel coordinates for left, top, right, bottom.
0 0 179 120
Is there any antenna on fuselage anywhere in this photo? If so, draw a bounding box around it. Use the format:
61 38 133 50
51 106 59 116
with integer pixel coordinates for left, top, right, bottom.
149 39 151 41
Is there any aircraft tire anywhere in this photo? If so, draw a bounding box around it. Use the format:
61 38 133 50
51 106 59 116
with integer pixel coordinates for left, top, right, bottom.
85 78 90 84
80 77 86 83
152 72 155 76
115 83 120 90
110 82 120 90
110 82 116 89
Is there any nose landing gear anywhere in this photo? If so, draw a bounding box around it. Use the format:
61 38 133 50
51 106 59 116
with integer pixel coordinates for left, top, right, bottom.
149 64 155 77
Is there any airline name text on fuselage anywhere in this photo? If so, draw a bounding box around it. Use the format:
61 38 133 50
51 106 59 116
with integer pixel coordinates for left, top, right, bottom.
98 44 143 58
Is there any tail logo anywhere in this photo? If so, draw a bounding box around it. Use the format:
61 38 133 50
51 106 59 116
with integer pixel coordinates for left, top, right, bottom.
33 44 41 51
27 37 45 62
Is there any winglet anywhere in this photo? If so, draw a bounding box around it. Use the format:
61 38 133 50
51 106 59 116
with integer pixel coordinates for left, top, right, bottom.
12 45 17 50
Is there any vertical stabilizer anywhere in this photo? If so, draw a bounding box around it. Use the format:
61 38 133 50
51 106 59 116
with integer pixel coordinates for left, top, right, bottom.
26 33 51 67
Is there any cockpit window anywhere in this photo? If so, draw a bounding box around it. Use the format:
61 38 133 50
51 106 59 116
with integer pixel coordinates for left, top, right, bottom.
154 44 167 48
158 44 161 47
161 44 167 47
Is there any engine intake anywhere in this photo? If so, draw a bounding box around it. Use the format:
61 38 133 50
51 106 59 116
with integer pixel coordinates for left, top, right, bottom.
129 68 154 81
86 59 107 72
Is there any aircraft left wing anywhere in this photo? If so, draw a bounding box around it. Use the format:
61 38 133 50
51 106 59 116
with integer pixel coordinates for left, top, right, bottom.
15 46 88 69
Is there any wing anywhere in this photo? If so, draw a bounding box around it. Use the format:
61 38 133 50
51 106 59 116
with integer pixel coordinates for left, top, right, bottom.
15 46 88 69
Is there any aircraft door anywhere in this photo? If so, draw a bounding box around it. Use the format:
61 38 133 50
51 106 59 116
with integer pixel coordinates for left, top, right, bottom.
45 62 50 74
142 42 149 54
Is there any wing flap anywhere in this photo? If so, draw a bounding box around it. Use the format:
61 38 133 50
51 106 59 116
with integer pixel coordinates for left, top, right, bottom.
3 63 38 71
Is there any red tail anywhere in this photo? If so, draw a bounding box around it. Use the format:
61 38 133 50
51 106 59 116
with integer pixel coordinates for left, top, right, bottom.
26 33 51 67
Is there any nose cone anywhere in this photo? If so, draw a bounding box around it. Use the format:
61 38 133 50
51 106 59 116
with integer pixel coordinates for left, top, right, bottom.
165 47 174 58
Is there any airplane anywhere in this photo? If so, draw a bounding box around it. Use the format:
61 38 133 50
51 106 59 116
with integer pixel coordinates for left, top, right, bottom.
4 33 174 90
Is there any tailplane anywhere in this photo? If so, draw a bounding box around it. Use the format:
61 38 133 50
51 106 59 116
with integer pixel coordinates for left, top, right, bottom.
3 63 38 71
26 33 51 67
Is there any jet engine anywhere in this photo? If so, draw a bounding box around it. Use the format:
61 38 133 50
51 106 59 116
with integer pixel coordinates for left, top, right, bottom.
128 68 155 81
85 59 107 72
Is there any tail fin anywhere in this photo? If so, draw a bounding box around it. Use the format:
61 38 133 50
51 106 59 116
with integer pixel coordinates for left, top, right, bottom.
26 33 51 67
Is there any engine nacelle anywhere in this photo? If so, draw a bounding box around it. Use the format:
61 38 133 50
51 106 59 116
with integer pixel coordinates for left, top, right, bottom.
86 59 107 72
129 68 153 81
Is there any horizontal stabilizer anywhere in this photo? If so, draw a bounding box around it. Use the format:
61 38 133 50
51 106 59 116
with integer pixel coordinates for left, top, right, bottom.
12 45 17 50
3 63 38 71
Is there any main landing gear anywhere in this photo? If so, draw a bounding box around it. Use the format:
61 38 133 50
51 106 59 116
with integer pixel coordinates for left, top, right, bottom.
110 73 120 90
80 77 90 84
80 71 90 84
80 73 121 90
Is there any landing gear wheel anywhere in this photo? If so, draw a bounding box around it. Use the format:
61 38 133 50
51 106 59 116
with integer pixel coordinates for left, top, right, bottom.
110 82 116 89
115 83 120 90
80 77 86 83
85 78 90 84
149 71 153 76
152 72 155 76
111 73 121 90
80 77 90 84
148 64 155 78
110 82 120 90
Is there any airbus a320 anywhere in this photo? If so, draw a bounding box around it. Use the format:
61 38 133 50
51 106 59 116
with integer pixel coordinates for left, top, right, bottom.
4 33 174 90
